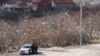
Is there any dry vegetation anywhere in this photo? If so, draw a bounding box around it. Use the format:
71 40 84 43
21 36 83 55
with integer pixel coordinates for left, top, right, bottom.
0 8 100 52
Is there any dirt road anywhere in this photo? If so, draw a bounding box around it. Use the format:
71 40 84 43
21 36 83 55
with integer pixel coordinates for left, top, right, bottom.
0 44 100 56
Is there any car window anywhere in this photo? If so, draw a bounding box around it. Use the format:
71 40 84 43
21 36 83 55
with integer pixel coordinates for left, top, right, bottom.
23 46 31 48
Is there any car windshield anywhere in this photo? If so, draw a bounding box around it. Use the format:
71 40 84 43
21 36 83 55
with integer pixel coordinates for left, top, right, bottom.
23 46 31 48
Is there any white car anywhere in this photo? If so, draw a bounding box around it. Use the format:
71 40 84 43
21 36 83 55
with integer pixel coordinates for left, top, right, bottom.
19 44 34 55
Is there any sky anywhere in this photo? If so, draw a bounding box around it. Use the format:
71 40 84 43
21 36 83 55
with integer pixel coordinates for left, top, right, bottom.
74 0 100 3
74 0 100 6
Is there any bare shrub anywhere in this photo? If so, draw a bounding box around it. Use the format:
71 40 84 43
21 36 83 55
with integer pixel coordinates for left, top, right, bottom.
0 9 100 52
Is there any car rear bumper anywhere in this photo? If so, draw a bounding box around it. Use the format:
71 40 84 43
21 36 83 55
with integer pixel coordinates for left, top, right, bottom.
20 50 29 55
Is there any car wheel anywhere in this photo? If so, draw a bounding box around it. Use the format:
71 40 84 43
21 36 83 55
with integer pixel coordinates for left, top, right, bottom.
29 50 32 54
20 52 23 55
